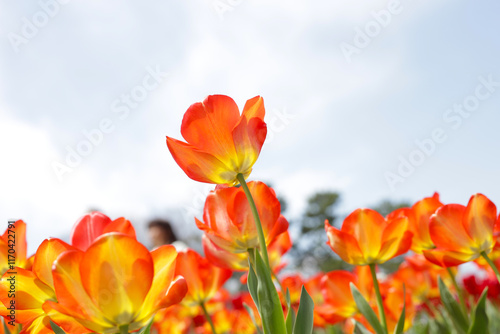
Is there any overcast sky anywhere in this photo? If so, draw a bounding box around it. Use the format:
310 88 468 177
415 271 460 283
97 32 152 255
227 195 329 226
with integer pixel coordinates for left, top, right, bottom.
1 0 499 254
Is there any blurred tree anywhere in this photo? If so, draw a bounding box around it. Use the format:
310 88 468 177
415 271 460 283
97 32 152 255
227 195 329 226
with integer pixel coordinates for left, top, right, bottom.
289 191 351 273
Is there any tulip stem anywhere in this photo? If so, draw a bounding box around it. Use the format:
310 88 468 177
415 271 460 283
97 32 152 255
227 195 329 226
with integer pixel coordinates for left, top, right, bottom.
119 325 129 334
369 264 388 334
481 251 500 284
446 267 467 316
201 301 217 334
237 173 270 270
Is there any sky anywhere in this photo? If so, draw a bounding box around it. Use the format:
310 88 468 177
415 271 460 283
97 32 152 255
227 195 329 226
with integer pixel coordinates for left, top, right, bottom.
1 0 499 254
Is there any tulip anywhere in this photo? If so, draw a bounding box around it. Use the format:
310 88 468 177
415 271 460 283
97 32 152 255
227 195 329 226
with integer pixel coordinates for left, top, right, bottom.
325 209 412 266
423 193 497 268
316 267 372 325
197 181 288 264
174 248 232 330
46 233 187 333
166 95 267 185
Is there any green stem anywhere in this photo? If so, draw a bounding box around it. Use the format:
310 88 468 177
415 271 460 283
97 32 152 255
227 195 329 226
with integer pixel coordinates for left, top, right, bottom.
201 301 217 334
481 251 500 284
119 325 129 334
446 267 467 316
237 173 270 269
369 264 388 334
247 248 256 268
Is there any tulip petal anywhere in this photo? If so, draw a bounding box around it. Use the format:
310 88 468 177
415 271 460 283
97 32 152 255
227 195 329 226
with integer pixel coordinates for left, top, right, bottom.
232 98 267 174
167 137 237 184
463 194 496 251
321 271 357 310
70 212 112 251
422 249 476 267
32 239 74 289
378 217 412 263
411 193 442 252
180 95 239 163
139 245 177 318
42 301 91 334
103 217 137 239
429 204 473 252
1 220 27 268
156 276 188 309
202 235 248 271
0 267 55 324
342 209 385 262
80 234 154 324
52 250 108 327
325 222 365 265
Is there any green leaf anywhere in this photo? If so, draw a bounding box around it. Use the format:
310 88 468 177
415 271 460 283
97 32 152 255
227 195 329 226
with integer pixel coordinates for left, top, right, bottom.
285 288 296 334
393 286 406 334
354 321 375 334
244 302 264 334
438 277 468 333
50 320 67 334
254 251 287 334
292 286 314 334
467 287 489 334
138 318 154 334
350 283 385 334
248 260 260 312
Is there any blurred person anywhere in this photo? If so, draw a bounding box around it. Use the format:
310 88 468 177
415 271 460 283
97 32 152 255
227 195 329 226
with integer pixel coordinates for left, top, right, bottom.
148 218 187 251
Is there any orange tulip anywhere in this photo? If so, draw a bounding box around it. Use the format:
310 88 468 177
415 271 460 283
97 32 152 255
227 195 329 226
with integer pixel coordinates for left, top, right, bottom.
423 193 497 267
0 238 89 334
46 233 187 333
166 95 267 185
325 209 412 265
0 220 27 275
388 193 443 253
175 249 232 306
197 181 288 267
316 267 372 324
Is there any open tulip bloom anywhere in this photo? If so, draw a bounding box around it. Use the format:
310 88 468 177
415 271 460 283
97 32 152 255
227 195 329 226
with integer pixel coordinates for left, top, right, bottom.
6 94 500 334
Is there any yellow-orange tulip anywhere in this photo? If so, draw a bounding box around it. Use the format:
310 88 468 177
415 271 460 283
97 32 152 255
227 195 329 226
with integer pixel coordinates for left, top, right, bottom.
167 95 267 185
325 209 412 265
423 193 497 267
47 233 187 333
197 181 288 268
175 249 232 306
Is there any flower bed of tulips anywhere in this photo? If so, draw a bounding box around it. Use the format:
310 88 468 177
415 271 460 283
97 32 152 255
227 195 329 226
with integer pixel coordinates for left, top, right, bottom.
2 95 500 334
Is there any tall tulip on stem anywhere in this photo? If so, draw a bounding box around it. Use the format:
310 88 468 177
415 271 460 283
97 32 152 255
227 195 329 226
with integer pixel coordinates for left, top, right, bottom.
166 95 315 334
325 208 413 333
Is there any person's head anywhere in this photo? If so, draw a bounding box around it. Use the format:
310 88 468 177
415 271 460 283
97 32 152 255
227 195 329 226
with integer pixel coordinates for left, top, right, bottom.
148 219 178 248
